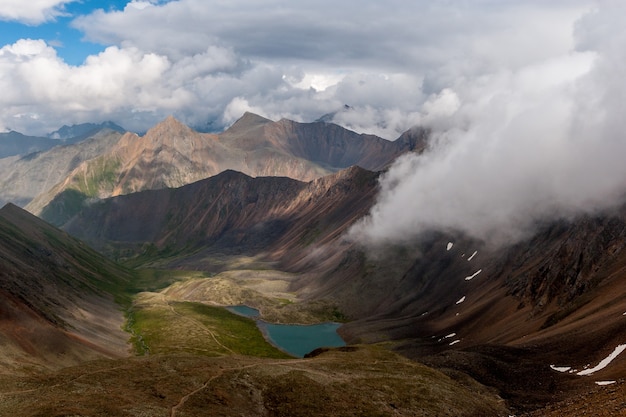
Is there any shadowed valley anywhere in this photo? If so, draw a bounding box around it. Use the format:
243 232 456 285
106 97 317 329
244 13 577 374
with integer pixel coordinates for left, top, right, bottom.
2 114 626 415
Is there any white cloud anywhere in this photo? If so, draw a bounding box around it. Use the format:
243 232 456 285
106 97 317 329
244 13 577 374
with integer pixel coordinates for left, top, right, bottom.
287 71 346 93
126 1 157 11
74 1 589 70
349 2 626 247
0 0 74 24
222 97 266 125
0 40 178 132
0 0 596 140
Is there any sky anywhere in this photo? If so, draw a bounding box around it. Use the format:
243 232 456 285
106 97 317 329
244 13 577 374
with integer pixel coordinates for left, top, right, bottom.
3 0 626 248
0 0 593 137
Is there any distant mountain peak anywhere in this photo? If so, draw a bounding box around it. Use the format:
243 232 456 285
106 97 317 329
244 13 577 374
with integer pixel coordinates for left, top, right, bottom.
144 115 195 138
47 121 125 141
163 114 181 123
224 112 273 135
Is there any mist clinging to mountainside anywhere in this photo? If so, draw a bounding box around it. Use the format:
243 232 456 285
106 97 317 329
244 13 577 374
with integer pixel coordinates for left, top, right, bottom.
349 3 626 247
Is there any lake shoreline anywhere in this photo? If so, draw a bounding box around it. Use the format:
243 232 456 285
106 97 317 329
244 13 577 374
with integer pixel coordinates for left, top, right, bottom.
226 304 346 358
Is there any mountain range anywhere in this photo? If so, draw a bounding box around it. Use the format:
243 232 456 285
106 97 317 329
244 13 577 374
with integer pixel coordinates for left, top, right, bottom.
0 128 125 208
1 113 625 415
0 121 125 159
45 164 626 412
13 112 426 226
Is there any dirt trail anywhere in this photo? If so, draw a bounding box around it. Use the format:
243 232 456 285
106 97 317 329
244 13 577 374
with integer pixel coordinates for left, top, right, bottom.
169 358 315 417
170 369 225 417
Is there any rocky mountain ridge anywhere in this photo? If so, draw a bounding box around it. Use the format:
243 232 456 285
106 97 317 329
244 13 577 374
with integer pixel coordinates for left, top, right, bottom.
4 111 626 414
0 199 510 417
61 166 379 266
25 112 425 225
58 162 626 354
0 121 124 159
0 129 124 208
47 121 125 141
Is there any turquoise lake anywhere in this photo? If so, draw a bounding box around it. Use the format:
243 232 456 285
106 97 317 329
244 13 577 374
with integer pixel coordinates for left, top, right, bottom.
226 305 346 357
259 321 345 358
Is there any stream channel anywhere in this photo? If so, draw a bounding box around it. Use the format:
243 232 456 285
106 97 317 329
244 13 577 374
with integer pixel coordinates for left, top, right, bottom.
226 305 346 357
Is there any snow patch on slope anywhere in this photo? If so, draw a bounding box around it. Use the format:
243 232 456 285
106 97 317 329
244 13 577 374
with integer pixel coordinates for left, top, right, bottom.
465 269 482 281
595 380 616 386
550 344 626 377
577 345 626 376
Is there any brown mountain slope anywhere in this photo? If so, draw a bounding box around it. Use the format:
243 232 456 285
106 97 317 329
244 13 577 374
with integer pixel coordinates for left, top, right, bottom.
0 203 133 371
319 211 626 413
62 166 379 268
338 214 626 351
220 112 428 171
62 168 626 413
59 163 626 360
0 128 124 208
28 113 426 226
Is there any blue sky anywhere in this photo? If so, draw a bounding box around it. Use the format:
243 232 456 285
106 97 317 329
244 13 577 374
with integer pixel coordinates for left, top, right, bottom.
0 1 129 65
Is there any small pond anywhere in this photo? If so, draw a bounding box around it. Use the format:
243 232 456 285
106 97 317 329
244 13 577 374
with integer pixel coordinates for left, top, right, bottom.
226 305 346 357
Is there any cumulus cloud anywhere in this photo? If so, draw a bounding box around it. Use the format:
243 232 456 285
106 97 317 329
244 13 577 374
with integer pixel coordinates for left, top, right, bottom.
349 2 626 247
0 40 174 132
0 0 74 24
74 1 587 71
0 38 271 133
0 0 594 138
0 0 564 139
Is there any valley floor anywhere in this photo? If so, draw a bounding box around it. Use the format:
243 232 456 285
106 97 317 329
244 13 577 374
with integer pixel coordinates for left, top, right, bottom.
6 262 624 416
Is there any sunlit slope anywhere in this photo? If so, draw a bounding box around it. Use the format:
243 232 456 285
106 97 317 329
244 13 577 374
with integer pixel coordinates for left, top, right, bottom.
0 128 124 208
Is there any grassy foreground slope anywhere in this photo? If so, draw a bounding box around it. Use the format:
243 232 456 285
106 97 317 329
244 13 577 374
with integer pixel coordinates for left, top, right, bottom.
0 347 508 417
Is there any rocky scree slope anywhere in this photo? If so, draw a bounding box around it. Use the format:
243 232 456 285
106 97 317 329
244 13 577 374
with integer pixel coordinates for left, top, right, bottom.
332 209 626 412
